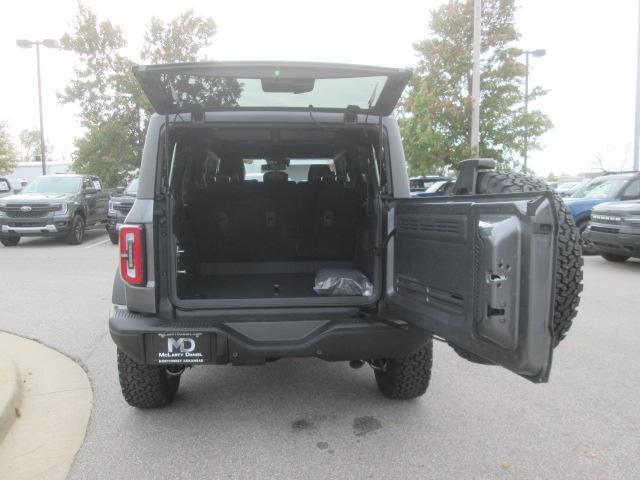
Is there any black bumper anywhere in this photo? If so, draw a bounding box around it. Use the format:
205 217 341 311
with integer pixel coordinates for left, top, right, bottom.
586 228 640 257
109 305 429 365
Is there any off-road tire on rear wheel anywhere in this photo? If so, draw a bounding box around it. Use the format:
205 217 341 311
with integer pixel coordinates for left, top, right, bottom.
0 236 20 247
374 339 433 399
600 252 629 262
67 214 85 245
109 232 119 244
450 173 583 364
117 349 181 408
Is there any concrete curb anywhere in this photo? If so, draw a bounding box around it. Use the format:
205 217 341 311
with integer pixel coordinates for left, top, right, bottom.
0 355 22 443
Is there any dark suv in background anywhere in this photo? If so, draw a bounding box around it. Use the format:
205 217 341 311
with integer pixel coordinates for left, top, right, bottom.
107 178 139 244
0 174 109 246
586 198 640 262
564 171 640 253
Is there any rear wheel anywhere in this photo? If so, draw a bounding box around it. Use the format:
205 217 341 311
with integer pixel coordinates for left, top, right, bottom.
67 214 85 245
601 252 629 262
373 339 433 399
117 349 181 408
0 236 20 247
109 232 119 244
450 172 583 364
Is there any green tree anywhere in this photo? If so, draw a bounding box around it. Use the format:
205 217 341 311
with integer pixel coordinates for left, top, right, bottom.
18 129 51 162
401 0 552 174
59 3 218 185
0 122 17 175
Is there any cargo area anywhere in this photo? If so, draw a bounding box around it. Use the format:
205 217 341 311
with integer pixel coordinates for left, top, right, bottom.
167 124 382 304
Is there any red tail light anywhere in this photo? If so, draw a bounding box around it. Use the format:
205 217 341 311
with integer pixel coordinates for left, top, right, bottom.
119 225 145 285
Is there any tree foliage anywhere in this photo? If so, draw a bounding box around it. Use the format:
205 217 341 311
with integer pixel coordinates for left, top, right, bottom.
0 122 18 175
401 0 552 174
18 129 51 162
59 4 218 185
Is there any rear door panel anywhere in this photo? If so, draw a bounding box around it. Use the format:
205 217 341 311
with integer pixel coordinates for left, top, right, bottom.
382 192 557 382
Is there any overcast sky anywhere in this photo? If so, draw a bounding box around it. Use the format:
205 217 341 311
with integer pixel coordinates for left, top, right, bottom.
1 0 638 176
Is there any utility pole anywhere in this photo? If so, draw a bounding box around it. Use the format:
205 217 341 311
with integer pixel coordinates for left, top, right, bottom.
517 49 546 172
470 0 481 158
35 42 46 175
16 38 59 175
524 51 529 171
634 0 640 170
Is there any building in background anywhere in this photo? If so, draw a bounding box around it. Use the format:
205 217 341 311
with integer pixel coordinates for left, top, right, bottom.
8 160 73 185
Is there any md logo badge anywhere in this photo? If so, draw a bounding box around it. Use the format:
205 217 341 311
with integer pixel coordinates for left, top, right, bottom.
168 337 196 353
155 333 207 364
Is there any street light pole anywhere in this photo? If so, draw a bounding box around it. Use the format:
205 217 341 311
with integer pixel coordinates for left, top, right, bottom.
634 0 640 171
470 0 482 158
16 38 59 176
518 48 546 172
35 42 46 175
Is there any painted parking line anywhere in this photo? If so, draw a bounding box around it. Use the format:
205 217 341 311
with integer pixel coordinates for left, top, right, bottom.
84 238 111 249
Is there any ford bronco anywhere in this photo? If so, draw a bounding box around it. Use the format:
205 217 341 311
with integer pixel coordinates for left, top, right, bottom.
109 62 582 408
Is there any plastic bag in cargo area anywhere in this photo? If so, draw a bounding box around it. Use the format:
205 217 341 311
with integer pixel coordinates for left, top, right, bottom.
313 269 373 296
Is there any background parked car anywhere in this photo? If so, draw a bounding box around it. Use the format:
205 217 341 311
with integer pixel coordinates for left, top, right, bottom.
563 172 640 254
555 181 584 197
0 177 12 198
107 178 138 244
585 199 640 262
412 179 456 197
0 174 110 246
409 175 452 193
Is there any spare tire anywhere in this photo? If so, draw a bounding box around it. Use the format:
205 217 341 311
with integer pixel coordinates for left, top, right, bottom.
450 172 583 364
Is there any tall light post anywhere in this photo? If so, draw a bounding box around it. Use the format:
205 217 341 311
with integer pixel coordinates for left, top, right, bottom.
634 0 640 171
16 38 59 175
470 0 482 158
517 48 546 171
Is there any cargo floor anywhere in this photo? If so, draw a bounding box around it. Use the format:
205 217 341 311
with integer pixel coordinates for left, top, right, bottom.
184 273 319 299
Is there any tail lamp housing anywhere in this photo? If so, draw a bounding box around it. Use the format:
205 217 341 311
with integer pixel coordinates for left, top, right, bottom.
119 225 145 285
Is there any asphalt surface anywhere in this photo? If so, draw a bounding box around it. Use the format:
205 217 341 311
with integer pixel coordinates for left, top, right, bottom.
1 231 639 480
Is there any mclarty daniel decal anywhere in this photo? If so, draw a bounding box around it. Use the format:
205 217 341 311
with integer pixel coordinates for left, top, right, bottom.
155 332 206 364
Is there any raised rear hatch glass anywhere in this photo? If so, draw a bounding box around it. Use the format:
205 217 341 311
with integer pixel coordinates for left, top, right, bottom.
133 61 411 116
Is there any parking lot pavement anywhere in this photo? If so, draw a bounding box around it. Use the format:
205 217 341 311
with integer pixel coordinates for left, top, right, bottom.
0 236 639 480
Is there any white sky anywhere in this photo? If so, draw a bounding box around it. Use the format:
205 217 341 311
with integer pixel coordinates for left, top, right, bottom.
1 0 638 176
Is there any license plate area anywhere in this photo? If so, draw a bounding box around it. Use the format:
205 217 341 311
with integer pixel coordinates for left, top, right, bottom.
145 332 212 365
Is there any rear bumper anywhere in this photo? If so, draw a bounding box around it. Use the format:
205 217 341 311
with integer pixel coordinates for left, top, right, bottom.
109 305 429 365
585 228 640 257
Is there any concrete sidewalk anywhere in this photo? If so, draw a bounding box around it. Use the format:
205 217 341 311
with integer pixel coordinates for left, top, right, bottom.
0 331 92 479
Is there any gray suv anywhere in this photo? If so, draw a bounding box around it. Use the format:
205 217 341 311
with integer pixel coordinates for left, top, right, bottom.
110 62 583 408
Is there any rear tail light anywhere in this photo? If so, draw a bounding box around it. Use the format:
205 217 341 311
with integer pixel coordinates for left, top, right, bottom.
119 225 145 285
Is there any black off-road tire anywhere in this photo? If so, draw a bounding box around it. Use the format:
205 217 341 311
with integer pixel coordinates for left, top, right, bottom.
374 339 433 399
67 214 85 245
117 349 181 408
600 252 629 262
109 231 119 244
450 173 583 364
0 236 20 247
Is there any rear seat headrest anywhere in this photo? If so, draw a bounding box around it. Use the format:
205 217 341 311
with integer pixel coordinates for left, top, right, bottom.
320 171 336 183
308 164 332 183
218 156 245 183
263 170 289 183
